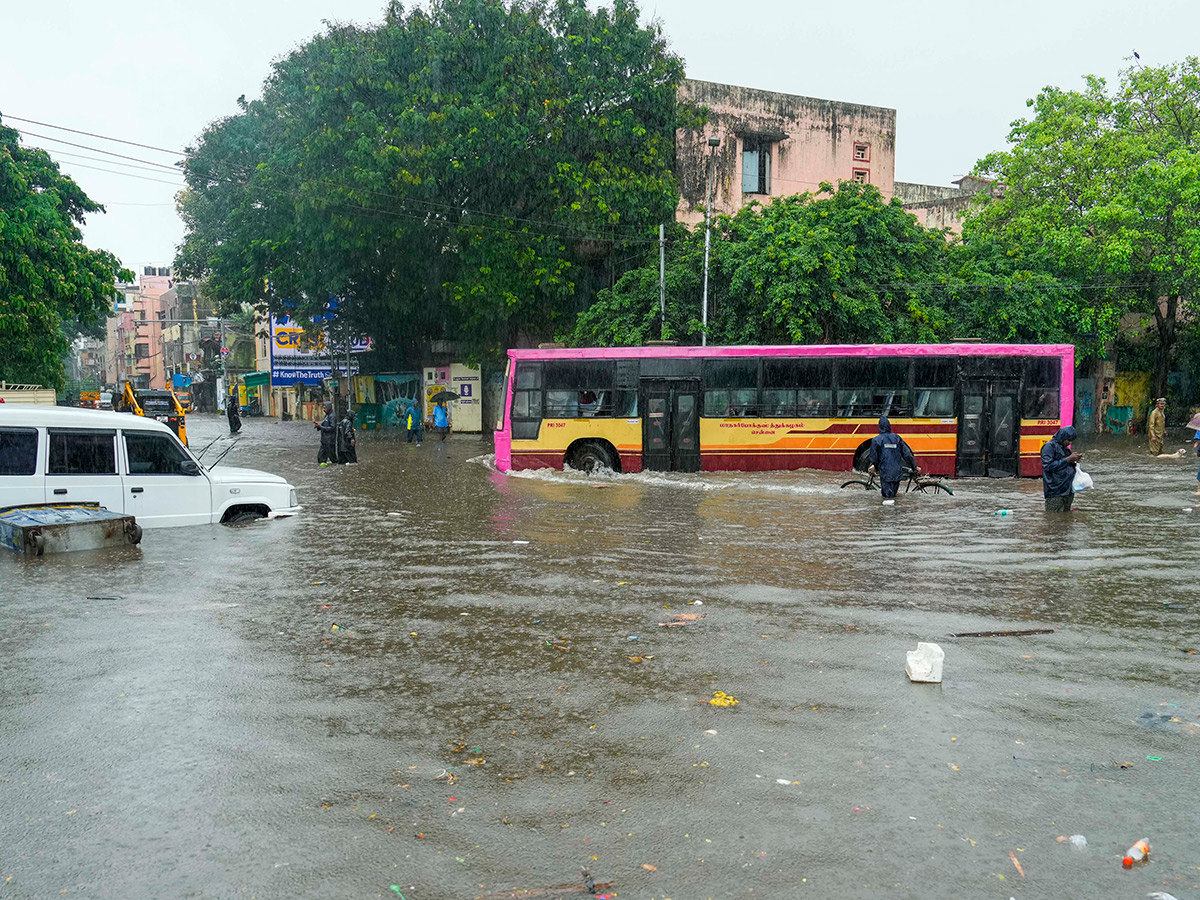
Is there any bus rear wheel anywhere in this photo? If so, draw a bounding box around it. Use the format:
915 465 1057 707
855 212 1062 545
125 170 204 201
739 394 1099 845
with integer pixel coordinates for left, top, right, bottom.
569 441 617 474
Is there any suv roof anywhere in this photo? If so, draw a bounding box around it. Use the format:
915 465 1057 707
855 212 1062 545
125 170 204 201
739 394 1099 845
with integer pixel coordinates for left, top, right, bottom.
0 405 175 434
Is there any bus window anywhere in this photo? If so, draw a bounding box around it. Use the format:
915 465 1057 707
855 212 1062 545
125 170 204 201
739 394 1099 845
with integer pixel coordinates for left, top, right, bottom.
704 359 759 417
913 359 956 417
497 358 511 431
544 361 615 417
836 358 911 417
545 390 579 417
511 362 543 439
763 359 833 417
515 363 542 390
1023 358 1061 418
614 391 638 417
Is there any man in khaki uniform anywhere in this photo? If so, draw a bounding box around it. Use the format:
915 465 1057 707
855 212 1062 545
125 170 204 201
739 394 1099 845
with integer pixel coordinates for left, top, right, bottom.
1148 397 1166 455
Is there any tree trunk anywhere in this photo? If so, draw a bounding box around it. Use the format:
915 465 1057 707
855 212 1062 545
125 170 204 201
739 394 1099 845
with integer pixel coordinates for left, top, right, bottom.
1152 293 1178 399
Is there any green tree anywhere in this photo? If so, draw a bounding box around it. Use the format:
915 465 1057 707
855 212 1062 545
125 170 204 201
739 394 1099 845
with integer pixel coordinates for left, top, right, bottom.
175 0 684 365
0 118 131 389
572 182 954 346
969 58 1200 395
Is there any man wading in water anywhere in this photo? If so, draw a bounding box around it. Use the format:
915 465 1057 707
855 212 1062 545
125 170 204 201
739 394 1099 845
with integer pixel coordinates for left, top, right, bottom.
1041 426 1081 512
1148 397 1167 456
315 401 337 465
868 416 919 502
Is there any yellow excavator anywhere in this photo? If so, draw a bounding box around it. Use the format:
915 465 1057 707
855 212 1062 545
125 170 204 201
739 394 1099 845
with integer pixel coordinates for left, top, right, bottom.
119 382 189 446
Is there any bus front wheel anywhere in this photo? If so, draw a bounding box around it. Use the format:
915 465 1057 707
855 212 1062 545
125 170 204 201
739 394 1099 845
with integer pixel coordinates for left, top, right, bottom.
569 440 617 474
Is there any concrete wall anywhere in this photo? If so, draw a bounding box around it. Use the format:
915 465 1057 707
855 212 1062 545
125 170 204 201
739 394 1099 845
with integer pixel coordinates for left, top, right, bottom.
898 177 996 234
676 79 897 225
894 181 962 205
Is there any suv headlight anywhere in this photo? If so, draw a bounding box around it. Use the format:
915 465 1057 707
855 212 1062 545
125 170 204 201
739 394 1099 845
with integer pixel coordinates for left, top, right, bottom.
289 489 298 507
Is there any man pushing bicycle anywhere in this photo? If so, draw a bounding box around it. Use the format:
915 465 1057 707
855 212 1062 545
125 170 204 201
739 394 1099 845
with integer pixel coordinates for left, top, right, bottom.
868 416 920 500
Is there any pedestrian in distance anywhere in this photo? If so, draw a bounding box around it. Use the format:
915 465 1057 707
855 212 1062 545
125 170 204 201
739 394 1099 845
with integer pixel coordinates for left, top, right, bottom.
1041 425 1081 512
315 401 337 465
405 399 423 446
226 392 242 434
1193 423 1200 495
1148 397 1167 456
867 416 919 501
338 408 358 464
433 399 450 442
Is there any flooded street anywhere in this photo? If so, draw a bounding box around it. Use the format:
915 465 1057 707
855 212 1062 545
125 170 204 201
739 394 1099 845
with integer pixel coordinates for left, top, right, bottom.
4 415 1200 899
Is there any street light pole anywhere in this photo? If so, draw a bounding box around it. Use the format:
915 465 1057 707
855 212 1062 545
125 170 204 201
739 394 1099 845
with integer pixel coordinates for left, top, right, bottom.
701 135 720 348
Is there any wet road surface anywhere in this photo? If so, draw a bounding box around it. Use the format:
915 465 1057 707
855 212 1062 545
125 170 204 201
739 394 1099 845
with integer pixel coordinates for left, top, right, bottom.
3 415 1199 899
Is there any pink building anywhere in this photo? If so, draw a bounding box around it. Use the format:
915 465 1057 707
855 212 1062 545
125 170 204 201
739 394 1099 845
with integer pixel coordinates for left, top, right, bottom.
675 79 897 225
105 269 172 390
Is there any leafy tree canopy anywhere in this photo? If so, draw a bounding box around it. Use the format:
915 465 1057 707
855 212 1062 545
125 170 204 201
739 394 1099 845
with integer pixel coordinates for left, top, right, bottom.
571 182 956 346
968 57 1200 394
175 0 684 366
0 117 131 389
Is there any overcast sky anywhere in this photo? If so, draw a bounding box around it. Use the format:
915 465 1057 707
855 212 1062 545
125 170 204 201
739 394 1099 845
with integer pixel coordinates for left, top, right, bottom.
3 0 1198 271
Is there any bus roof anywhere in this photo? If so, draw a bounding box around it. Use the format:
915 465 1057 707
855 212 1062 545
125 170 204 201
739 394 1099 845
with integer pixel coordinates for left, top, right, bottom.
507 343 1074 361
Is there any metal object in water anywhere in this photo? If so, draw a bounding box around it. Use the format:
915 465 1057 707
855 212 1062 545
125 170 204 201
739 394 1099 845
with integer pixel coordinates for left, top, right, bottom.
0 505 143 556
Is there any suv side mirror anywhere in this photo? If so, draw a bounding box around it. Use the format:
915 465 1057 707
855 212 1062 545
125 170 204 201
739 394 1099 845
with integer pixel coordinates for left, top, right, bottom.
180 459 201 477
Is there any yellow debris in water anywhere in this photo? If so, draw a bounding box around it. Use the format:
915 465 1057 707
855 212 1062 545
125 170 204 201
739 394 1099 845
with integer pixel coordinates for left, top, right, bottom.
709 691 739 707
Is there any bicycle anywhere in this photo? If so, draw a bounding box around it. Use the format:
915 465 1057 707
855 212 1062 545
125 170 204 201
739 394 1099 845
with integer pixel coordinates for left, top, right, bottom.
839 467 954 495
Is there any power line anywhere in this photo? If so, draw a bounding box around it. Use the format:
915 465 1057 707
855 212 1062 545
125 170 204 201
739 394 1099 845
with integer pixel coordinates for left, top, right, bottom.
50 149 187 178
11 117 666 243
16 129 184 170
2 114 185 156
51 160 184 187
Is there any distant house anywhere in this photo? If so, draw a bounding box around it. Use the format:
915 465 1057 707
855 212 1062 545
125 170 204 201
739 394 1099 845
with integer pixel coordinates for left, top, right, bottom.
674 78 897 226
894 176 1000 233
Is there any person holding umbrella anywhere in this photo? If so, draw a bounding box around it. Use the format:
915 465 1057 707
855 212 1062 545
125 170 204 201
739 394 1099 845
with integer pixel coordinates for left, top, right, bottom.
429 390 458 442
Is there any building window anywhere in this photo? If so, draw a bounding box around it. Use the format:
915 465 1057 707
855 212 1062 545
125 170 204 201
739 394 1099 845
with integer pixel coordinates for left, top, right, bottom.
135 343 150 360
742 136 771 195
853 142 870 162
852 169 870 184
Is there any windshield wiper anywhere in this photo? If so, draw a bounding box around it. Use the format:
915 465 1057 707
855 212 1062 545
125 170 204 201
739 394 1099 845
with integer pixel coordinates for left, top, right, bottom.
207 440 240 468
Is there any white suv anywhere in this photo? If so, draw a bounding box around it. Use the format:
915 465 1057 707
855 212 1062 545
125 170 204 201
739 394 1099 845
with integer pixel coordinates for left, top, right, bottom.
0 407 300 528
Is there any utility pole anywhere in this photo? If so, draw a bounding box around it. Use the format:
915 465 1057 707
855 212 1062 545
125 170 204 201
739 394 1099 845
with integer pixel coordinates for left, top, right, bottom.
220 319 228 412
659 223 666 339
701 135 720 348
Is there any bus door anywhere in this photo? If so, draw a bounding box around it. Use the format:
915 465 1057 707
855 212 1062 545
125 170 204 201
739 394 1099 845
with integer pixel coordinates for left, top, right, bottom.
640 379 701 472
957 378 1020 477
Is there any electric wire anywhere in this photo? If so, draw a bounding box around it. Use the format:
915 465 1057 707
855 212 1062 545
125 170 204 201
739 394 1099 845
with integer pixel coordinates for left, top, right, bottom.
9 117 668 243
9 117 1175 293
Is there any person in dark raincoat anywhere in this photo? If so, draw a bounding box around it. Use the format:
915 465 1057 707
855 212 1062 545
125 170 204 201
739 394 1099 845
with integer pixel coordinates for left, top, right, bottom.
315 401 337 465
868 416 918 499
338 409 357 464
1040 425 1081 511
226 392 242 434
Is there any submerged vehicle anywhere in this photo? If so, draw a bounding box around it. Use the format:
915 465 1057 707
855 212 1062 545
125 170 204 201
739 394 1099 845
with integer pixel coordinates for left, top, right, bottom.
0 407 300 528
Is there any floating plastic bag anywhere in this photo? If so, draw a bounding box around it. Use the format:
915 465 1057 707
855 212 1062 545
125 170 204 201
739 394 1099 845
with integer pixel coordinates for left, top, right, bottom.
1071 465 1094 492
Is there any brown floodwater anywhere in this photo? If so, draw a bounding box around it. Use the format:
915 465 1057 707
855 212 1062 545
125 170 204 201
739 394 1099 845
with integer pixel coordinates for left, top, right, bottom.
2 415 1198 899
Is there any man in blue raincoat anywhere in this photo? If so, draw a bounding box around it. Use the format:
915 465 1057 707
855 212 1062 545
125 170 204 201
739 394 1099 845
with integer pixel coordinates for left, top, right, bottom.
868 416 919 499
1040 425 1081 511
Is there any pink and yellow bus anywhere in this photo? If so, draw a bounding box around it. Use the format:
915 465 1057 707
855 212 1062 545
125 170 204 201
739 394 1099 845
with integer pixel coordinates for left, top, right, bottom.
494 343 1073 478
